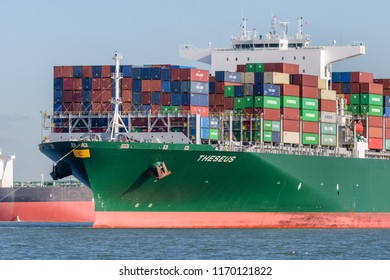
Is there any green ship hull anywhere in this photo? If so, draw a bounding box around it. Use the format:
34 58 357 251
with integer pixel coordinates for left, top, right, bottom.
39 140 390 228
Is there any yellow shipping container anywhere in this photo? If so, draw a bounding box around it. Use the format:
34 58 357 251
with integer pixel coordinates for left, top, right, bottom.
318 78 327 90
319 89 337 100
283 131 300 144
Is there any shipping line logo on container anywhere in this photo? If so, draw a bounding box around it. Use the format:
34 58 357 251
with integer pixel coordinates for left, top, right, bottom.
197 155 236 163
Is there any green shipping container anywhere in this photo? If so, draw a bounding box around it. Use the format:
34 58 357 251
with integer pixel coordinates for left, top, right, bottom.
263 120 273 131
224 86 235 97
301 98 318 110
253 131 261 142
272 121 281 132
254 96 263 108
360 94 383 106
386 139 390 150
253 121 261 130
348 105 360 115
234 98 244 110
320 123 337 135
321 134 337 146
282 96 300 109
246 63 255 72
255 63 265 72
350 94 360 105
210 129 219 140
243 96 253 108
302 133 319 145
301 110 319 122
360 105 383 116
263 96 281 109
263 131 272 142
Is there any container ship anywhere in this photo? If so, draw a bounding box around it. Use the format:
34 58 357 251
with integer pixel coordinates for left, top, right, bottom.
39 16 390 228
0 150 94 222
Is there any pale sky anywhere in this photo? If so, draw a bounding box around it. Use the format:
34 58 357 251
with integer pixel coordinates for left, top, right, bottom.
1 0 389 180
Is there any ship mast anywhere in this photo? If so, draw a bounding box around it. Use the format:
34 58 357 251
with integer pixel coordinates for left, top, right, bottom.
110 51 128 140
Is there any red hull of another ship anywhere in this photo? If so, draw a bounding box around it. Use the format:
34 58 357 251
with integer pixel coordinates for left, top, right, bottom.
0 201 95 222
93 211 390 229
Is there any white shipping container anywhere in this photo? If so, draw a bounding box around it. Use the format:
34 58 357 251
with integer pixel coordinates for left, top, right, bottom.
320 111 337 123
264 72 290 85
244 72 255 84
283 131 300 144
319 89 337 101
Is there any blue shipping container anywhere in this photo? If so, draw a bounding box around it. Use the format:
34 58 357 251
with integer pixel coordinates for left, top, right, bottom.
234 85 244 97
162 81 171 92
215 71 242 83
201 117 209 128
132 92 142 105
201 128 210 139
132 67 142 79
253 84 262 96
263 84 280 96
385 96 390 107
190 93 209 106
181 93 190 106
141 67 152 80
171 81 181 93
191 82 209 94
82 90 92 103
53 90 62 103
272 131 281 143
151 92 161 104
385 107 390 117
254 72 264 84
210 117 218 129
82 102 91 112
73 66 82 78
122 65 132 77
92 66 102 78
82 78 92 90
181 81 190 93
151 68 161 80
53 103 62 113
140 105 151 115
161 68 171 81
171 93 181 106
209 82 215 94
341 72 351 83
53 78 63 91
342 83 351 94
332 72 342 83
132 80 142 92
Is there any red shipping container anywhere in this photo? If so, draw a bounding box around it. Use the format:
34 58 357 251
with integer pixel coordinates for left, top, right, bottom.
180 68 209 82
343 94 351 105
101 65 112 78
210 105 224 113
92 90 101 103
263 108 280 121
319 100 337 112
384 89 390 96
283 119 300 132
91 102 103 113
190 106 209 117
161 93 171 105
150 80 162 92
150 104 161 114
180 106 190 113
122 90 132 102
349 83 360 93
92 78 101 90
368 116 383 127
72 90 82 103
122 78 132 90
368 137 383 150
101 102 111 113
386 129 390 138
209 76 216 82
243 108 254 115
292 74 318 87
215 82 225 94
62 102 72 113
359 83 383 95
300 86 318 98
236 64 246 72
142 80 151 92
101 90 112 103
141 92 151 104
62 91 73 102
280 84 300 97
253 108 262 115
82 66 92 77
62 66 73 78
72 102 82 112
73 78 82 90
350 72 373 83
62 78 73 90
171 68 181 81
214 94 225 106
331 83 342 94
209 94 215 106
302 121 319 134
265 63 299 74
54 66 62 78
224 97 234 109
281 108 300 120
101 78 112 90
369 127 383 138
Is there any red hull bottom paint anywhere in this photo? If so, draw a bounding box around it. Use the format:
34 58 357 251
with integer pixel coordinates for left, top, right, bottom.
0 202 95 222
93 211 390 228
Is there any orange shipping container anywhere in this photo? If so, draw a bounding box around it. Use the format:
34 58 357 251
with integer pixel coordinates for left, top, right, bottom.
368 116 383 127
368 137 383 150
350 72 373 83
359 83 383 95
190 106 209 117
101 65 112 78
319 100 337 112
280 84 300 97
54 66 62 78
369 127 383 138
122 90 132 102
300 86 318 98
180 68 209 82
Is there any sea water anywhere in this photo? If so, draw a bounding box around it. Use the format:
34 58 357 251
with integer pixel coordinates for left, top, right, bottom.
0 222 390 260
